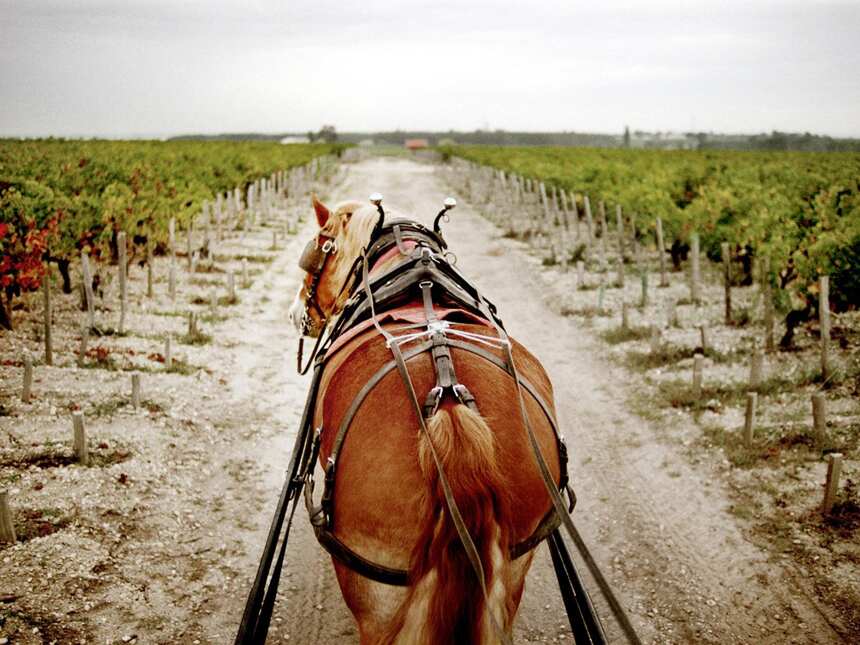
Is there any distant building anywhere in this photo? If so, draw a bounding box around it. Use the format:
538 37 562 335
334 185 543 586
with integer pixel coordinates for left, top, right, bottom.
358 139 375 147
404 138 429 150
280 136 311 144
629 131 697 150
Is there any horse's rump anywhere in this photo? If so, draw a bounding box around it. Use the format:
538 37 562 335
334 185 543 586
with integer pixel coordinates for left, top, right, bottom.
313 320 562 578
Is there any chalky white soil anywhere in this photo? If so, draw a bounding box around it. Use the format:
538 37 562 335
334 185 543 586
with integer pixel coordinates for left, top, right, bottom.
0 158 853 644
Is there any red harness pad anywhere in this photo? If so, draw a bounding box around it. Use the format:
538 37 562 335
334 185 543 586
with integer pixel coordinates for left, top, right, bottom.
324 304 491 361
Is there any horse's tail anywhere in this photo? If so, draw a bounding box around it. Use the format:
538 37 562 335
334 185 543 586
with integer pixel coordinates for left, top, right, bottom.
381 404 513 645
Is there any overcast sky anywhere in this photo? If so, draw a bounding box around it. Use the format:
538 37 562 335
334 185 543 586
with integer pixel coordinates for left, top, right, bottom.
1 0 858 138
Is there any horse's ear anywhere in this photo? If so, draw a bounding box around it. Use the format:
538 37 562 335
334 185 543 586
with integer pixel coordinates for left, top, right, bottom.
312 194 330 227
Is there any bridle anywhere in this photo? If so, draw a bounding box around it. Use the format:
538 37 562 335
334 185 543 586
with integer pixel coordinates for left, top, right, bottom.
297 234 338 337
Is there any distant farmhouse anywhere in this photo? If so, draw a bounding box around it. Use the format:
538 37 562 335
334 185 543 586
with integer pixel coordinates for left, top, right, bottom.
280 135 311 144
404 138 429 151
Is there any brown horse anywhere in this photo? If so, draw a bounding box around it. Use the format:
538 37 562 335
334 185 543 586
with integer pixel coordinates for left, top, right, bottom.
289 197 565 645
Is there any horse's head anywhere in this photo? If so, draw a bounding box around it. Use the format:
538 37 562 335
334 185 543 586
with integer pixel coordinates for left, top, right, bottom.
289 196 378 337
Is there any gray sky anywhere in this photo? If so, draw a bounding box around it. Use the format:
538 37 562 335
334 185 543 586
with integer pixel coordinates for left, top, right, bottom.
2 0 859 138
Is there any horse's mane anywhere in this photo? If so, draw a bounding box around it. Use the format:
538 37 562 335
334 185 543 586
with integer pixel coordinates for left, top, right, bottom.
327 201 383 309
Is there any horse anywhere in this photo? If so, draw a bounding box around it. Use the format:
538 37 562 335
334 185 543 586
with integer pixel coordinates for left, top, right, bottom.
286 196 568 645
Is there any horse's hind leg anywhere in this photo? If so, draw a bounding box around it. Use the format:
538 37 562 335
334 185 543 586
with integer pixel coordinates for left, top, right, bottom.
332 562 409 644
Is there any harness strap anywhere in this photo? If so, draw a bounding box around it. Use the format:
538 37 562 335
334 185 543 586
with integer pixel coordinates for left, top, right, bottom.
489 317 642 645
548 530 606 644
362 253 513 645
388 340 513 645
235 361 325 644
392 224 410 255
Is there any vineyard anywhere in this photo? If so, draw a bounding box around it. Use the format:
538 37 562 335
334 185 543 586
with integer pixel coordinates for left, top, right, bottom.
438 151 860 637
444 145 860 334
0 140 342 330
0 145 858 642
0 143 341 643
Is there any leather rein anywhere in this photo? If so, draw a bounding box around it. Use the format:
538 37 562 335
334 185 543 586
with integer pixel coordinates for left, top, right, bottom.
236 217 641 645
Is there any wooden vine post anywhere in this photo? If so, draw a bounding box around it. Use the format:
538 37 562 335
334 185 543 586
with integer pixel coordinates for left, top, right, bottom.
721 242 732 324
146 245 154 299
80 251 96 330
690 232 701 304
583 195 595 248
822 453 843 515
597 201 608 268
743 392 757 447
168 216 177 301
131 373 141 409
118 231 128 334
216 195 224 242
699 326 708 353
812 393 827 448
72 411 89 465
43 267 53 365
761 257 775 352
749 350 763 390
819 275 830 381
164 337 172 370
0 490 16 544
186 220 194 270
615 204 625 288
692 354 704 399
22 353 33 403
655 217 668 287
649 326 661 354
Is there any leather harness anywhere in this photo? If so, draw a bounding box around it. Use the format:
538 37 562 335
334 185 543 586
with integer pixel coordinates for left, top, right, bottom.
300 219 573 586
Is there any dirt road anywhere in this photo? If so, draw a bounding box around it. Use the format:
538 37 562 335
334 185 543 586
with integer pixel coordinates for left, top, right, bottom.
1 157 846 644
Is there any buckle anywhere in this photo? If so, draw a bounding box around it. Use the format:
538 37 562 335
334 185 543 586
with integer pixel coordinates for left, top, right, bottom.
423 386 443 418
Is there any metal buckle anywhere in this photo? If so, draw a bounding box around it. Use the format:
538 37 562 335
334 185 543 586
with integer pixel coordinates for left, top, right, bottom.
423 385 443 418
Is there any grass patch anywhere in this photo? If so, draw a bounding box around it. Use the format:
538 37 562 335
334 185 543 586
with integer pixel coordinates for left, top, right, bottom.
213 253 274 264
192 263 224 274
560 304 612 318
200 312 228 324
653 370 818 412
189 277 223 287
0 442 132 470
729 307 753 327
180 328 212 345
625 344 736 371
167 359 202 375
189 293 239 307
88 397 130 418
151 309 188 318
699 418 855 469
600 325 651 344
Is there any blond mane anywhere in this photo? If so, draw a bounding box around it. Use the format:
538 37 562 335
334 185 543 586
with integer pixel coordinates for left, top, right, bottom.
324 201 393 314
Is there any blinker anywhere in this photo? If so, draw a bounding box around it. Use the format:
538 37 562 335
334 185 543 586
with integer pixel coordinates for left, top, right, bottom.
298 237 335 273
